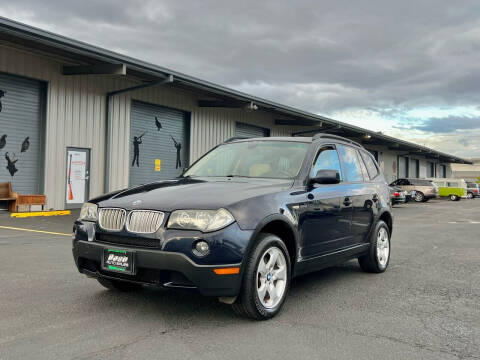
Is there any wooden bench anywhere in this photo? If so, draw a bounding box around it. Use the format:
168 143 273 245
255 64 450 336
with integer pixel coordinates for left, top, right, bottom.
0 182 16 210
10 194 47 212
0 182 47 212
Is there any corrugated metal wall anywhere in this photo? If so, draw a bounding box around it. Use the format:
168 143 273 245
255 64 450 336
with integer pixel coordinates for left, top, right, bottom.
0 45 301 209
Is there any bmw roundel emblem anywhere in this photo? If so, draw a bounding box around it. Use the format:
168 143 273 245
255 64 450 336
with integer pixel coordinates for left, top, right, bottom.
132 199 142 206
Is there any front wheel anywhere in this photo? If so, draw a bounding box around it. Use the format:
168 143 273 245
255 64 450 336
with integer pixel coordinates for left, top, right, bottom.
232 233 291 320
358 220 390 273
467 192 474 199
450 195 459 201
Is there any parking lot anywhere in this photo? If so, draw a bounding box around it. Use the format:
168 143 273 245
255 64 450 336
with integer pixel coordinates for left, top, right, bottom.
0 199 479 360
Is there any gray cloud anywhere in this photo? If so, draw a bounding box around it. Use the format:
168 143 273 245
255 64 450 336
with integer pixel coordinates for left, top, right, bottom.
409 116 480 133
2 0 480 156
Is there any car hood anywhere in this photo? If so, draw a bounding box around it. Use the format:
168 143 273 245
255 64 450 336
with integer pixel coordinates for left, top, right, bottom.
93 177 293 212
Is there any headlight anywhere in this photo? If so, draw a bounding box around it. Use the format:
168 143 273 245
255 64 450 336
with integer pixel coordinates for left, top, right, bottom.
79 202 98 222
167 208 234 232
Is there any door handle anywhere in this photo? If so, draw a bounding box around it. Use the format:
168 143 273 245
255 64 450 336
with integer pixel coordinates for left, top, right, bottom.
343 197 352 206
372 193 378 202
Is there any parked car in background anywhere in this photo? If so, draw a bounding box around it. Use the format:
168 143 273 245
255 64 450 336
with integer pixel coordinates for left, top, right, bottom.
429 179 467 201
389 186 407 205
389 178 437 202
466 182 479 199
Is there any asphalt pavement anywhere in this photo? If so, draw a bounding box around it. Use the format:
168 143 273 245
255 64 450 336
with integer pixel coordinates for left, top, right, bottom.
0 199 479 360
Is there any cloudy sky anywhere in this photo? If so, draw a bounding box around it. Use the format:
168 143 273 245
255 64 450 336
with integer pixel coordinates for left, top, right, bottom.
2 0 480 158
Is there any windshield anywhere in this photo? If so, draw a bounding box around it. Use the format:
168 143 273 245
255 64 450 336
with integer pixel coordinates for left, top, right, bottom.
184 141 309 179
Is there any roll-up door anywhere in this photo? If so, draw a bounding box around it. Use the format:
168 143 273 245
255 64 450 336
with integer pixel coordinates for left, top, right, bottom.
235 122 270 138
0 73 44 194
129 101 189 186
398 156 409 178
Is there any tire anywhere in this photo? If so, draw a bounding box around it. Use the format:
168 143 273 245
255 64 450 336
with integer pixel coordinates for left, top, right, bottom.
414 192 424 202
450 195 459 201
232 233 291 320
358 220 390 273
97 277 142 291
467 192 474 199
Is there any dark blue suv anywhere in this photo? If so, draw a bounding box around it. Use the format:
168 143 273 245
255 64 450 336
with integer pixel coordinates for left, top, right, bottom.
73 134 393 319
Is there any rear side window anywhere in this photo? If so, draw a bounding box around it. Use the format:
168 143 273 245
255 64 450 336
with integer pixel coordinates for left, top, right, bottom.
360 150 379 180
337 145 364 182
310 146 342 180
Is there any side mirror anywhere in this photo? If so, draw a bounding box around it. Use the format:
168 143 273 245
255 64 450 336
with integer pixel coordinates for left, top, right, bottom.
309 169 341 186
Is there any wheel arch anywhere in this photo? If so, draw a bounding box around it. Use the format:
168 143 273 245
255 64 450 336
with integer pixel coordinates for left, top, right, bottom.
246 214 299 274
378 210 393 237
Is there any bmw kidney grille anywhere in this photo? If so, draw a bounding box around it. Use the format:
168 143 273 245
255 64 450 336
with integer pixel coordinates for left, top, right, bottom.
126 210 165 233
98 208 126 231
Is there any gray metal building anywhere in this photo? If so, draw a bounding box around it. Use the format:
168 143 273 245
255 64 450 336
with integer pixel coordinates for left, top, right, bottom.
0 17 471 210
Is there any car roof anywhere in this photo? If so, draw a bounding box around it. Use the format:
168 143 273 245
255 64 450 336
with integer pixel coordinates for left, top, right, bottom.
225 134 364 147
226 136 312 143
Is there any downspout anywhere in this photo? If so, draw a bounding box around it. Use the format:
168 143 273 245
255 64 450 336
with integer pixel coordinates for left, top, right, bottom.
104 74 174 193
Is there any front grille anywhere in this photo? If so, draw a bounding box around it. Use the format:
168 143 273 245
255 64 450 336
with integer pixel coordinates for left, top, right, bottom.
126 210 164 233
95 233 159 248
98 208 126 231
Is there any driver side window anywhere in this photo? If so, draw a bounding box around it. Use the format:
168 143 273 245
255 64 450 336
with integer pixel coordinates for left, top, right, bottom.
310 146 343 181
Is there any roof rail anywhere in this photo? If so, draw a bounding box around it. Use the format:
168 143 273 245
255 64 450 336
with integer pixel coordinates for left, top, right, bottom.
223 136 249 143
312 133 362 147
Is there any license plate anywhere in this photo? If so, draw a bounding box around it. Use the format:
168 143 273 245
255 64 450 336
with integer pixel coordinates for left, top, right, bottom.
102 249 135 275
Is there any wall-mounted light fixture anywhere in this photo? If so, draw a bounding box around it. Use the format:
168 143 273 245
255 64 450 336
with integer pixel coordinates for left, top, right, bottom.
244 102 258 112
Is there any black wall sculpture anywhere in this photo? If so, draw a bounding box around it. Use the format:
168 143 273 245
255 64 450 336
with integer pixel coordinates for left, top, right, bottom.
21 137 30 153
0 134 6 150
131 131 146 167
155 116 162 131
5 152 18 177
171 135 182 169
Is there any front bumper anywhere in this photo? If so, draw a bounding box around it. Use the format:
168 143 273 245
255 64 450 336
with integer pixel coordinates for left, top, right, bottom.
72 221 253 297
73 241 242 296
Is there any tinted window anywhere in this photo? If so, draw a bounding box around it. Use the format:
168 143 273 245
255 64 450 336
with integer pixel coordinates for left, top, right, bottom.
360 151 379 179
337 145 364 182
310 146 342 180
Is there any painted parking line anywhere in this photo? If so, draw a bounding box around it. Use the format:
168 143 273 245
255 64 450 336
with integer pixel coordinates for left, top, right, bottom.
0 225 71 237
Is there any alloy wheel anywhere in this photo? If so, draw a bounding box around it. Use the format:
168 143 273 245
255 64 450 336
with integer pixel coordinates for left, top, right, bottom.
256 247 287 309
376 227 390 269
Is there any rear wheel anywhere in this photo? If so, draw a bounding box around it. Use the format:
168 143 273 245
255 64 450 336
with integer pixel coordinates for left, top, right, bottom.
450 195 459 201
467 192 474 199
414 192 424 202
358 220 390 273
97 277 142 291
232 233 291 320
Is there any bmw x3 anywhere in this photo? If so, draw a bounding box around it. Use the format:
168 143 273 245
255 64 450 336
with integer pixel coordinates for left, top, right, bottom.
73 134 393 319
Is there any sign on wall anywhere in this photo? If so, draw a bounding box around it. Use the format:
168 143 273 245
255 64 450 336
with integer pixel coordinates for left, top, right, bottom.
66 150 87 204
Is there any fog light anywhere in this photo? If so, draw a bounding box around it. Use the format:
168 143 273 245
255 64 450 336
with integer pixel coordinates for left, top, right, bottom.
193 241 210 257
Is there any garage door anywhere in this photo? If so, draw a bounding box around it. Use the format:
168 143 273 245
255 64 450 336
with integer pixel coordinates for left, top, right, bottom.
235 122 270 138
0 73 44 194
398 156 409 178
129 101 189 187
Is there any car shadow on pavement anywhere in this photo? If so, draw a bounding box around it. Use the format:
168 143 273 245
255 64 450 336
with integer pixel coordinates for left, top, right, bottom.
80 260 366 321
